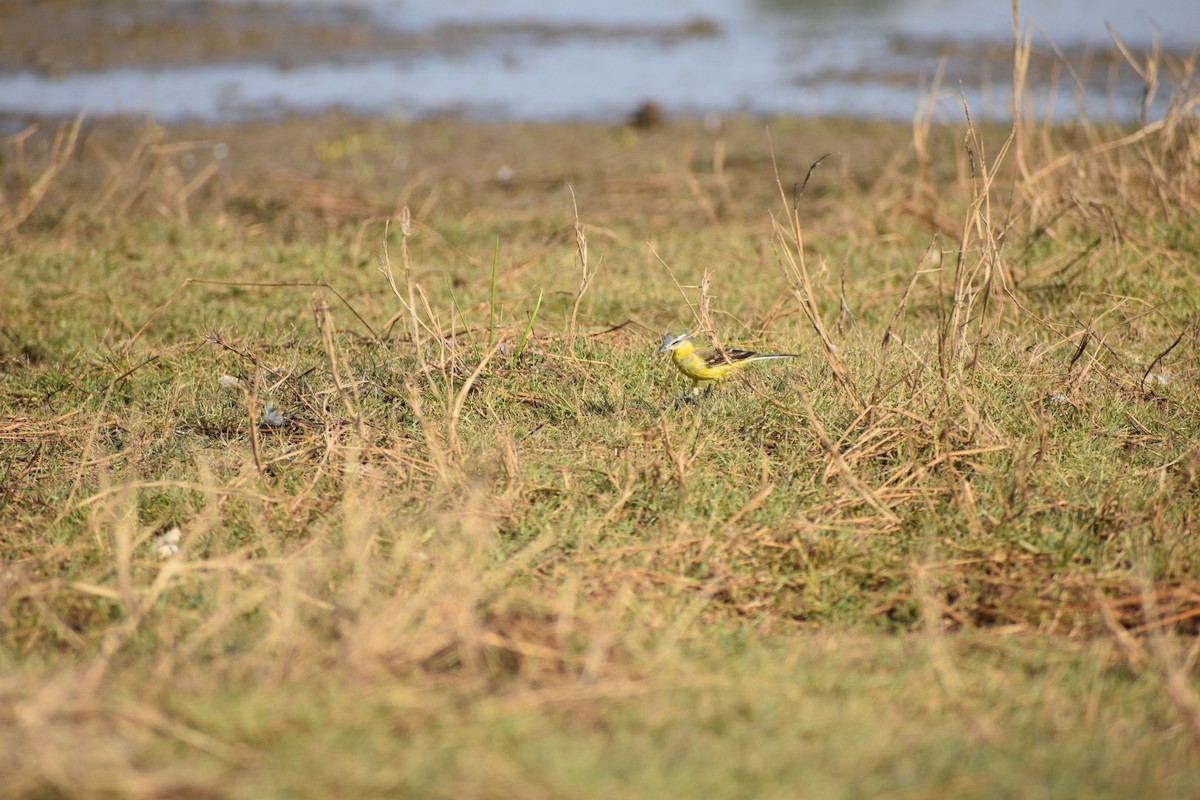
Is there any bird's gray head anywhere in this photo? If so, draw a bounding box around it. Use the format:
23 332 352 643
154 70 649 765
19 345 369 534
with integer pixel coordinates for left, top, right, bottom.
657 331 692 355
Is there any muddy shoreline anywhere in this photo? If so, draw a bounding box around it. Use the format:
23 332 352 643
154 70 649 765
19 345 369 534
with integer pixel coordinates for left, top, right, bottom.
1 0 718 77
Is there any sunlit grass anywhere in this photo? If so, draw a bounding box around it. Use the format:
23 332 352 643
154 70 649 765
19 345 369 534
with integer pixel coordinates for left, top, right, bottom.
2 40 1200 797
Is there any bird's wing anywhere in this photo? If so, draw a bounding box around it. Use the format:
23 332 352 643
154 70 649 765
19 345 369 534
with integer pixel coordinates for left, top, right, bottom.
702 348 760 367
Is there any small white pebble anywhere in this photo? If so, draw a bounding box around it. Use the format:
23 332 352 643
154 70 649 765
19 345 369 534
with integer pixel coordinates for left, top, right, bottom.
218 375 241 389
262 404 285 427
155 526 182 559
495 164 514 182
1144 372 1172 386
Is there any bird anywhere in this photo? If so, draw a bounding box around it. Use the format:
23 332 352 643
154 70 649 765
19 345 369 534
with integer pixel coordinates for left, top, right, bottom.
657 331 800 395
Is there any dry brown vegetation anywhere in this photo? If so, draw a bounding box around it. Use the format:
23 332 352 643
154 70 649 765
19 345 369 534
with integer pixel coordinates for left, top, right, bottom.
2 29 1200 798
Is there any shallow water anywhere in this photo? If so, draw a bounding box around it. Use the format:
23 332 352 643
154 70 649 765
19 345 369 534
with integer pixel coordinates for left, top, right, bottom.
1 0 1195 123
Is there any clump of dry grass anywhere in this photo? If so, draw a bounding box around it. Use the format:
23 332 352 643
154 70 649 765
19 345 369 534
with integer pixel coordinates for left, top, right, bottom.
1 113 232 237
0 112 84 238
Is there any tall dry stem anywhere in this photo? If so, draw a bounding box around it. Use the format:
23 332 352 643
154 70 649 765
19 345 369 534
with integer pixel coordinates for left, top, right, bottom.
312 295 369 447
1011 0 1033 181
770 153 864 409
567 186 598 355
0 111 85 237
380 206 439 384
938 101 1013 385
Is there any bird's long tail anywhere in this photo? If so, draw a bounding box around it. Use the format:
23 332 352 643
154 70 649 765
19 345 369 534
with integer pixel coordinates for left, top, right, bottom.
749 353 801 361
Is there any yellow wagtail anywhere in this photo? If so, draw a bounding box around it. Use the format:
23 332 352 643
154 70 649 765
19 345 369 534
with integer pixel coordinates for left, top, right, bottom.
657 332 800 394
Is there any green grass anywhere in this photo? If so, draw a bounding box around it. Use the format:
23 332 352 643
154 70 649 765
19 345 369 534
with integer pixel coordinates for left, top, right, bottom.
2 94 1200 797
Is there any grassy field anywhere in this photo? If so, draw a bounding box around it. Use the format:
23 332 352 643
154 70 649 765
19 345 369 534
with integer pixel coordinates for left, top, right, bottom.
3 57 1200 797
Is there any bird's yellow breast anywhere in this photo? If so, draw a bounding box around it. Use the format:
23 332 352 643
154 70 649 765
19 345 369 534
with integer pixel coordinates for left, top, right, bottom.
671 343 737 383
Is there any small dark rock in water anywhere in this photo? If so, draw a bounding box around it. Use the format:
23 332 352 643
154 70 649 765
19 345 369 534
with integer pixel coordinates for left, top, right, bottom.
629 100 665 129
682 16 721 37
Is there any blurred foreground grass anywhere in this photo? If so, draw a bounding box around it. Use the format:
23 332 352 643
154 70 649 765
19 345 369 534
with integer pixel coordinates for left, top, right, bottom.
2 83 1200 797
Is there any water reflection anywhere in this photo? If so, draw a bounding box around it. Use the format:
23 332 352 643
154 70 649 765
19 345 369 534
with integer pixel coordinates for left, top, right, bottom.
0 0 1194 123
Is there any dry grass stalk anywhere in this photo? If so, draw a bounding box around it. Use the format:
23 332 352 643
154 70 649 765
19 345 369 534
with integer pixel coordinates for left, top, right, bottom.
567 185 598 355
1009 0 1037 184
1099 578 1200 752
939 100 1013 382
797 388 900 526
770 154 864 409
0 111 85 237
